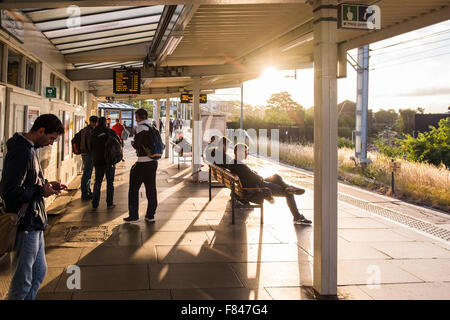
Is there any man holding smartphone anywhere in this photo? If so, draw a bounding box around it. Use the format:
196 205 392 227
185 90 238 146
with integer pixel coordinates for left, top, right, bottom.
0 114 65 300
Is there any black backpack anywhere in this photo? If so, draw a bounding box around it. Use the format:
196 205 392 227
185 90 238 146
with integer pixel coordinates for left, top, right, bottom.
104 130 123 165
71 131 82 155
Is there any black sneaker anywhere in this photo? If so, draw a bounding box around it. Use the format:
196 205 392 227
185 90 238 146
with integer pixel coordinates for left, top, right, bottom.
294 216 312 225
145 217 155 223
107 204 116 209
123 217 139 223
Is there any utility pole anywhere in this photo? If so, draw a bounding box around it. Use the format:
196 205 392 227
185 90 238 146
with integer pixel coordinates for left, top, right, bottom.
354 45 370 164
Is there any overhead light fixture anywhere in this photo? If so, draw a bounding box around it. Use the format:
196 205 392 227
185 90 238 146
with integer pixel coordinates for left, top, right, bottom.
280 32 314 52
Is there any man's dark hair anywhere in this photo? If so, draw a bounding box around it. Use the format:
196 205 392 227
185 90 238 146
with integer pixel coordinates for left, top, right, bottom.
89 115 98 123
30 114 64 134
135 108 148 120
115 118 119 122
97 117 107 128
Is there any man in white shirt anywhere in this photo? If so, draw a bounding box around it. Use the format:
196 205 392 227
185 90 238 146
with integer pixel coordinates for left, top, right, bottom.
123 108 158 223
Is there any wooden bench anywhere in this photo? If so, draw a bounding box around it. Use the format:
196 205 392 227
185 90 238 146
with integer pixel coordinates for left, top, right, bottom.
207 162 267 224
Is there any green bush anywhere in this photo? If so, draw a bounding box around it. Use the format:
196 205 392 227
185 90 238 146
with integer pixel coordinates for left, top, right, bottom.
401 117 450 168
337 137 354 149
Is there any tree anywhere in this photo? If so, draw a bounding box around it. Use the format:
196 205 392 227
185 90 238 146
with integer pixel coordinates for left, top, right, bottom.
123 99 153 117
401 117 450 168
397 108 416 135
374 109 398 130
264 92 305 125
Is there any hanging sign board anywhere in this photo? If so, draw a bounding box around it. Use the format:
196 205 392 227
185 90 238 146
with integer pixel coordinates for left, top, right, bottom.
180 93 207 104
0 10 25 43
113 68 141 94
338 4 381 30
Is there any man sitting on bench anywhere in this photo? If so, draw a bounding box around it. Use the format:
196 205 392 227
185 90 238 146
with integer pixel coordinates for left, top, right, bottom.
228 143 312 226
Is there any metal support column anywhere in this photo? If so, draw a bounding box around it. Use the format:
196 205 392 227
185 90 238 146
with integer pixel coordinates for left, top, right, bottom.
165 97 170 158
355 45 370 163
313 0 338 296
240 83 244 130
156 99 161 130
192 77 201 182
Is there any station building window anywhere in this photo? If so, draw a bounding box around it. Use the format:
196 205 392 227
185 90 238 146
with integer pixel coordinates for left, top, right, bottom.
25 59 36 92
50 73 69 102
7 49 22 86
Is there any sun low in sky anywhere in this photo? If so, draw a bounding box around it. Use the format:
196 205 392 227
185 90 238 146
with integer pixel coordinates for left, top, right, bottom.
211 19 450 114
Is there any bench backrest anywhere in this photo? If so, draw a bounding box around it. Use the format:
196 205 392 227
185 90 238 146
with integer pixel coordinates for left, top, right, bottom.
209 163 246 199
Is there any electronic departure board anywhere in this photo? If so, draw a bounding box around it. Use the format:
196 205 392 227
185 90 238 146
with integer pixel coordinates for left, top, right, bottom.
113 68 141 94
180 93 207 104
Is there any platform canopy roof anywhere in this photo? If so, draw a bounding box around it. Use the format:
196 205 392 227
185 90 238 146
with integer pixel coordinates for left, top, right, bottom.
2 0 449 100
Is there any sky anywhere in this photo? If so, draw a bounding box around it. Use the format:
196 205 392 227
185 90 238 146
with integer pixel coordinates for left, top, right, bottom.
210 19 450 114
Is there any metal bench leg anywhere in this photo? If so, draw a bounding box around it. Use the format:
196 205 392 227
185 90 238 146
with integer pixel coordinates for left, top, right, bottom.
260 203 264 225
209 167 212 201
231 182 235 224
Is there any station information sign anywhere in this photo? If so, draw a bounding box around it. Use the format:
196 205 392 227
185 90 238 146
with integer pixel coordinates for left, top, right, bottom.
113 68 141 94
180 93 207 104
338 3 381 30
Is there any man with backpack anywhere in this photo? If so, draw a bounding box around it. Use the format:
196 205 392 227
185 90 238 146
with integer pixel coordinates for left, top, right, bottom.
90 117 122 210
124 108 164 223
75 115 97 200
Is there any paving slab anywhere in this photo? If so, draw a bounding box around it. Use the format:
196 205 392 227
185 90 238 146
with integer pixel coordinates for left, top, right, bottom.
149 263 243 289
369 241 450 259
229 262 313 288
72 289 171 300
171 288 272 300
226 243 312 263
338 260 424 285
55 265 150 292
156 244 234 263
357 282 450 300
339 229 414 242
390 259 450 282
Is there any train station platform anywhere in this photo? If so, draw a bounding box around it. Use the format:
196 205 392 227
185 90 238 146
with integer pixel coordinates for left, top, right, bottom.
1 141 449 300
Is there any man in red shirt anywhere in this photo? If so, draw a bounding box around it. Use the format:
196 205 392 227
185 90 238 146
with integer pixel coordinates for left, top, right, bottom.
111 119 124 142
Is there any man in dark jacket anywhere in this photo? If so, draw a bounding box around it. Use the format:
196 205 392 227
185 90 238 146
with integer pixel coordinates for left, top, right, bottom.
0 114 64 300
90 117 119 209
228 143 312 226
123 108 158 223
79 115 97 200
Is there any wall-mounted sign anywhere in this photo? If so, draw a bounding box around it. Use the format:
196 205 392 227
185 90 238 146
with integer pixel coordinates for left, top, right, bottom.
45 86 57 98
338 4 381 30
113 68 141 94
0 10 25 43
180 93 207 104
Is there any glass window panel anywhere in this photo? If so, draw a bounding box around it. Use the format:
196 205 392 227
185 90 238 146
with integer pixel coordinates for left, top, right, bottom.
52 24 157 45
44 15 160 39
7 49 22 86
61 37 153 54
27 6 135 23
35 6 163 31
56 30 155 50
61 81 67 102
25 60 36 92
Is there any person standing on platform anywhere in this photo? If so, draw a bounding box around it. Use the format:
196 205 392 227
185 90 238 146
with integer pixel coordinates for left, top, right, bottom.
0 114 65 300
79 115 97 200
169 118 174 137
124 108 158 223
90 117 120 210
112 119 124 144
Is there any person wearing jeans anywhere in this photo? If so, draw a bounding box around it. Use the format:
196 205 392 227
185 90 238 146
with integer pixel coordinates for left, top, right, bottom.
92 164 115 209
79 116 97 200
8 230 46 300
90 117 119 209
0 114 65 300
227 143 312 225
